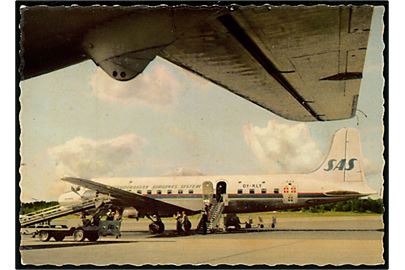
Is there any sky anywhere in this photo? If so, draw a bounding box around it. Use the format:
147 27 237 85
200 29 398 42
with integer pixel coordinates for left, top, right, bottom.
19 6 385 202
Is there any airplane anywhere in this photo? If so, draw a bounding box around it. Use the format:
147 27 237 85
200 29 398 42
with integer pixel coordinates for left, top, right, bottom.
59 128 376 233
20 5 374 122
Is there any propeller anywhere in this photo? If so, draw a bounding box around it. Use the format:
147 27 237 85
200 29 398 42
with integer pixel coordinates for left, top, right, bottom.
71 186 83 198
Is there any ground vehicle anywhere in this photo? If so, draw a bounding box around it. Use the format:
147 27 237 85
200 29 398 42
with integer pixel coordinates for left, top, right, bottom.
20 198 122 242
31 220 121 242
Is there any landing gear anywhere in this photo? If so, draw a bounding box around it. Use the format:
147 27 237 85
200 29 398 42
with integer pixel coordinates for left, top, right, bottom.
147 214 165 234
183 219 192 232
149 221 165 234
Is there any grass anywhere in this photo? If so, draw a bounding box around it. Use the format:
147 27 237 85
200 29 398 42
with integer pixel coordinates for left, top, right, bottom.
236 211 381 218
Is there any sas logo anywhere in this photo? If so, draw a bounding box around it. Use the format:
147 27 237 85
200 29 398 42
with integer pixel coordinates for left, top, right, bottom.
324 158 357 171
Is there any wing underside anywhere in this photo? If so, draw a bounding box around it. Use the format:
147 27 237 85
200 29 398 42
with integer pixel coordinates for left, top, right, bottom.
61 177 197 217
20 5 373 121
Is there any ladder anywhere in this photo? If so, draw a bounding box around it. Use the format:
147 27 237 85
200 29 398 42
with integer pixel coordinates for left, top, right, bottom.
20 198 109 227
207 201 225 232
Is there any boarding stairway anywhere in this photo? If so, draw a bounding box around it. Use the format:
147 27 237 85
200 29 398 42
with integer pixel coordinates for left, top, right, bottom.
207 201 225 232
20 198 110 227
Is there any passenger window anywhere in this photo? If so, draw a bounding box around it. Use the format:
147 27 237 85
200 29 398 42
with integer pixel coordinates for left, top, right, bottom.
261 188 267 194
188 189 194 194
178 189 183 194
237 189 243 194
167 190 172 194
157 190 162 195
249 189 255 194
137 190 142 194
274 188 279 194
147 190 152 195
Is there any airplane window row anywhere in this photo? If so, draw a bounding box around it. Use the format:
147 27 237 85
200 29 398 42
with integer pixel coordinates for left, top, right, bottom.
237 188 267 194
237 188 280 194
135 189 194 195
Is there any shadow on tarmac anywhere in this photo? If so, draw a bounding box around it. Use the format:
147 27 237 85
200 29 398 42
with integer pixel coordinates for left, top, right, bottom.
150 228 383 238
20 240 133 250
20 239 178 250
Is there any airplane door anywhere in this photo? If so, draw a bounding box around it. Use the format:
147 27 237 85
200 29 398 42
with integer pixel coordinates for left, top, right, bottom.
282 181 298 204
216 181 228 205
202 181 214 204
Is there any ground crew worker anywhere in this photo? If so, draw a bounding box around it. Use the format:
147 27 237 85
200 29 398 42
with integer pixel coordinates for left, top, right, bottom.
106 209 114 221
201 210 208 235
258 216 264 228
271 216 277 229
114 209 122 221
176 212 183 234
182 211 191 232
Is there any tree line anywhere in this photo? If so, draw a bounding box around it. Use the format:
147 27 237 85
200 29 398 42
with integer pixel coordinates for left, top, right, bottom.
20 198 384 215
299 198 384 214
20 201 58 215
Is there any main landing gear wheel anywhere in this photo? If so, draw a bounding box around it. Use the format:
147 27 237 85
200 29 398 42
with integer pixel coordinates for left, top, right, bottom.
149 221 165 234
38 231 50 242
184 220 192 232
73 228 85 242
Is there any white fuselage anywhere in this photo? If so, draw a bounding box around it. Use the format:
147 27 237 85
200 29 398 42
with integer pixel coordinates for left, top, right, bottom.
59 172 375 216
58 128 376 217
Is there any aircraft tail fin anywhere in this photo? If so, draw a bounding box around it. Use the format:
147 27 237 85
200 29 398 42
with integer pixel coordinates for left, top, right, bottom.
313 128 366 183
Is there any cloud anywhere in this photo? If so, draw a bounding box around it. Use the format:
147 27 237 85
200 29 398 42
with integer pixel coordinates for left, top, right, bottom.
243 120 323 173
48 134 145 178
89 57 191 109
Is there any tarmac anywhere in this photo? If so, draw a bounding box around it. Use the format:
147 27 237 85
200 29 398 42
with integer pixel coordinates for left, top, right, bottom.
19 215 385 266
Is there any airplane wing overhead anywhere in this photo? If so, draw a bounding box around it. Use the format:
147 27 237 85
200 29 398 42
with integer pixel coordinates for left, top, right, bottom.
162 6 373 121
20 5 373 121
61 177 196 216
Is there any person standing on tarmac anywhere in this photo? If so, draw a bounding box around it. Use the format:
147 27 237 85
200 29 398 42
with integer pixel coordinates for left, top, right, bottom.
176 212 183 234
182 211 191 233
201 210 208 235
106 209 114 221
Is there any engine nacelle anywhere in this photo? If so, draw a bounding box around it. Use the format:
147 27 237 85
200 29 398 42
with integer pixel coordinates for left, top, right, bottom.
122 207 139 219
58 189 98 205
